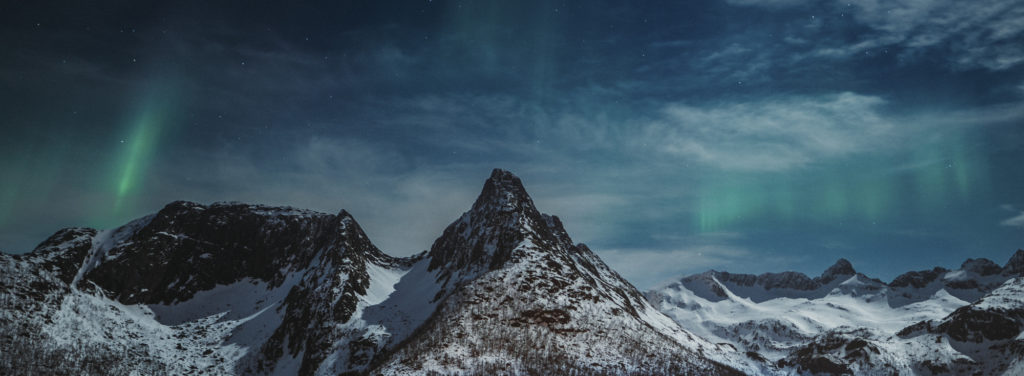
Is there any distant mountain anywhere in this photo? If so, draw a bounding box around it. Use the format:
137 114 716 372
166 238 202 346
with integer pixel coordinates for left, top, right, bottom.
648 250 1024 375
0 169 758 375
888 254 1020 306
667 258 881 304
778 276 1024 375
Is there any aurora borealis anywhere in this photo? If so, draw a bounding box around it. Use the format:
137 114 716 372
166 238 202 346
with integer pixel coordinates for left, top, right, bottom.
114 95 167 213
2 1 1024 288
693 132 992 233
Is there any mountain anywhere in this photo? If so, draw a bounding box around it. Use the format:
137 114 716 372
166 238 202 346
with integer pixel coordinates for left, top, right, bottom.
1 201 430 375
649 251 1024 374
4 169 1021 375
779 276 1024 375
666 258 879 304
0 169 757 375
370 169 752 375
888 253 1021 306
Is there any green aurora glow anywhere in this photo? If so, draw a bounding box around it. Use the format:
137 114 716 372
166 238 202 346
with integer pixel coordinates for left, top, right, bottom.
111 98 168 215
693 135 990 233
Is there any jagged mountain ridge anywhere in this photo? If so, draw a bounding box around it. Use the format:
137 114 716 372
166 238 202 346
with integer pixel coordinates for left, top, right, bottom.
649 251 1024 375
77 201 414 374
2 200 422 375
0 169 756 375
664 252 1023 304
779 276 1024 375
672 258 882 304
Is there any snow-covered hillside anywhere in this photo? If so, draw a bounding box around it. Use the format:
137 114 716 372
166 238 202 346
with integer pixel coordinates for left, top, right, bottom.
649 251 1024 374
0 201 433 375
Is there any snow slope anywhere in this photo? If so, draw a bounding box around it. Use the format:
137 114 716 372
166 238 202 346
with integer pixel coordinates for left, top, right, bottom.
778 277 1024 375
649 251 1024 374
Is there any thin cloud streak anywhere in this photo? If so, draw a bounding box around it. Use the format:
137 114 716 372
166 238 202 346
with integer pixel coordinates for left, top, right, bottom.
1002 212 1024 228
727 0 1024 70
645 92 895 171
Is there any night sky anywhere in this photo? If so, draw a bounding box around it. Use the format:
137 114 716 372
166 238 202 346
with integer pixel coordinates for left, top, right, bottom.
3 0 1024 288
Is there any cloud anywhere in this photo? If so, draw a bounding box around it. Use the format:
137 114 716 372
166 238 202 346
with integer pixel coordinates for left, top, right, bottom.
690 42 777 84
845 0 1024 70
1001 212 1024 228
644 92 895 171
727 0 1024 71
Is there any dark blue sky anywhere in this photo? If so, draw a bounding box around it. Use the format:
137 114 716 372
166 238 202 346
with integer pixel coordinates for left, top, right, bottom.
2 0 1023 288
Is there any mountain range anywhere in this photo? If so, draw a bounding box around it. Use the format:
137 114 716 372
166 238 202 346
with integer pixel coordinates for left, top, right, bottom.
1 169 1021 375
648 250 1024 374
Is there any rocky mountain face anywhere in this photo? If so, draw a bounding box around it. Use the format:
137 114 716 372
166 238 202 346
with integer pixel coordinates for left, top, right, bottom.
649 250 1024 375
0 169 756 375
887 253 1022 306
373 169 751 375
1 200 418 375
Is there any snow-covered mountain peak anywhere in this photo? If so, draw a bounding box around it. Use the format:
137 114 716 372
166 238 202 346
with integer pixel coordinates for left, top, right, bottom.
960 257 1002 276
0 199 438 375
667 260 871 304
890 266 949 288
378 169 753 375
426 169 568 281
970 277 1024 311
77 200 408 318
817 258 856 284
470 168 538 214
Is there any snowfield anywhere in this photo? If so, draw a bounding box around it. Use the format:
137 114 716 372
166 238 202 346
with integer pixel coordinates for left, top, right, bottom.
649 252 1024 374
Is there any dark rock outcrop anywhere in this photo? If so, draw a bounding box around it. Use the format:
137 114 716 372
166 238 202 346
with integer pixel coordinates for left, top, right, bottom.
817 259 856 285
